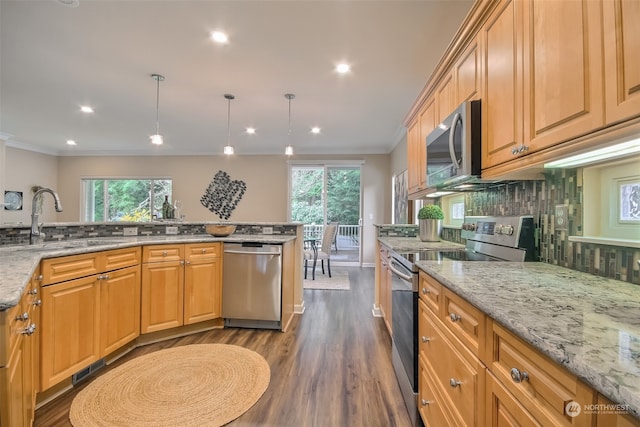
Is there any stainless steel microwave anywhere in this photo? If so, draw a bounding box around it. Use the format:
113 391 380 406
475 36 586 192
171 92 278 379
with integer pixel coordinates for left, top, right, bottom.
426 100 481 190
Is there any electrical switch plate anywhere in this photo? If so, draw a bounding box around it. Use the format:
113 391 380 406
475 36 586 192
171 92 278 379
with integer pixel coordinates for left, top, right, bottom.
555 205 568 230
262 226 273 235
166 226 178 235
123 227 138 236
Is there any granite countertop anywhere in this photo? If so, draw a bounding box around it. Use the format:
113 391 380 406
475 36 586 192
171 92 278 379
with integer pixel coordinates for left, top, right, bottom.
378 236 465 252
0 234 296 310
416 260 640 419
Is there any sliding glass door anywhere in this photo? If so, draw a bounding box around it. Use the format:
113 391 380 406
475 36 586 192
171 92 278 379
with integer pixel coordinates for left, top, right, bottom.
289 163 362 265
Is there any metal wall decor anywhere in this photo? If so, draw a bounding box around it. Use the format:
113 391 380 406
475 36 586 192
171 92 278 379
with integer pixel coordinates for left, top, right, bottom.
200 170 247 220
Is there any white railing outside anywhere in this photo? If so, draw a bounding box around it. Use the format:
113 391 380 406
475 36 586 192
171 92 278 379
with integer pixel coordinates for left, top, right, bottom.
303 224 360 249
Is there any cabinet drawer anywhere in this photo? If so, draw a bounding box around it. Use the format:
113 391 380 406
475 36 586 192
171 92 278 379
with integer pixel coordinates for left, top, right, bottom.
102 247 140 271
491 322 595 426
143 245 184 263
419 271 442 314
442 287 485 357
418 355 453 427
421 306 485 426
41 252 100 285
185 242 220 261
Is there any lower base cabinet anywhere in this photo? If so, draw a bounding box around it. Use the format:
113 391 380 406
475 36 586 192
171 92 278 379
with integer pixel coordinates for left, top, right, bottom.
486 370 540 426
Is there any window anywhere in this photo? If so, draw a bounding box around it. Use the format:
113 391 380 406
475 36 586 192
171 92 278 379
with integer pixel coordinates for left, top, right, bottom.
82 178 172 222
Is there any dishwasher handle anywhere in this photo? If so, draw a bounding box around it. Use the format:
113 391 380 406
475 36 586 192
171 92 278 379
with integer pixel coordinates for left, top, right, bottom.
224 249 282 256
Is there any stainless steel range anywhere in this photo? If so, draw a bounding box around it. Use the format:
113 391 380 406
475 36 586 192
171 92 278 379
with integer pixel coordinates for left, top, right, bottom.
389 215 536 426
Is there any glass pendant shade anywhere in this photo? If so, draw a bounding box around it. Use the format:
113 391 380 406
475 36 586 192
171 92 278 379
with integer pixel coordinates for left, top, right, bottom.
285 145 293 156
150 74 164 145
224 144 234 155
224 94 235 155
285 93 295 156
150 134 163 145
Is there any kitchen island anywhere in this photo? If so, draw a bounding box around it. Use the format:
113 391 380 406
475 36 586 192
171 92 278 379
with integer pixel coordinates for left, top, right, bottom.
417 259 640 422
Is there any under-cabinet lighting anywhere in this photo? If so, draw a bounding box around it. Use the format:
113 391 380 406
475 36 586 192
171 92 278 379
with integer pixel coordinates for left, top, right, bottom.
544 138 640 168
425 191 454 198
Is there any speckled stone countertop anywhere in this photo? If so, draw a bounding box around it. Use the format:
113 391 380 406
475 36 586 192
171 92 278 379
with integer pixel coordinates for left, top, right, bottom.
378 236 465 252
417 260 640 419
0 234 296 310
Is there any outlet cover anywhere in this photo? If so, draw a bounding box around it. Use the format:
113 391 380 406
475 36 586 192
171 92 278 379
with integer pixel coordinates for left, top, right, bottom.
166 226 178 235
262 226 273 235
123 227 138 236
555 205 568 230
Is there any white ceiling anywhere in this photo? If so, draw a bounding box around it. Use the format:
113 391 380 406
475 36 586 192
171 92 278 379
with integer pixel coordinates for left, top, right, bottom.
0 0 474 156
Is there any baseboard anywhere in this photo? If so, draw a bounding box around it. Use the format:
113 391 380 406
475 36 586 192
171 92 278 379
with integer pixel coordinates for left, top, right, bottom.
294 301 306 314
372 303 382 317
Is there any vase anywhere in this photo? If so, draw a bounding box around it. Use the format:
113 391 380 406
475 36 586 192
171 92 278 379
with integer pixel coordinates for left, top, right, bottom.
419 219 442 242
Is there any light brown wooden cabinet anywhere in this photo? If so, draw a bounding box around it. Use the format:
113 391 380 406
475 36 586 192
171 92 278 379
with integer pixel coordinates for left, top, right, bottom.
596 395 640 427
406 119 423 194
0 268 40 427
40 247 141 391
141 243 222 334
603 0 640 124
455 35 481 105
377 243 392 336
436 72 455 125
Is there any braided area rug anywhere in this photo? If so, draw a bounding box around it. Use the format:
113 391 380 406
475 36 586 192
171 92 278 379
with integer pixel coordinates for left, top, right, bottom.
70 344 270 427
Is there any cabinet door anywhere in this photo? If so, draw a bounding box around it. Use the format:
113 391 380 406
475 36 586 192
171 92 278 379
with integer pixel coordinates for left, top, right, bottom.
418 97 436 191
407 119 422 194
418 356 453 427
140 261 184 333
184 258 221 325
603 0 640 124
1 337 26 427
523 0 604 151
486 371 540 427
481 0 525 170
41 275 100 390
102 247 141 272
100 265 141 356
455 37 481 104
436 72 455 123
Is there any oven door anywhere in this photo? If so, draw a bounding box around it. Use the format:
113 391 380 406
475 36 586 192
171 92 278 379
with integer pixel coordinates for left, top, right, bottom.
389 257 421 426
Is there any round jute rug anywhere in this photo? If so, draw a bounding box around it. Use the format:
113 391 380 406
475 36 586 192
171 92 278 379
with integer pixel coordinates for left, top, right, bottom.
69 344 270 427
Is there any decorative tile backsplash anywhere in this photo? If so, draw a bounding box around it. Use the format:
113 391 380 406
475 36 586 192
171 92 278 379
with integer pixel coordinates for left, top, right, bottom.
0 222 299 246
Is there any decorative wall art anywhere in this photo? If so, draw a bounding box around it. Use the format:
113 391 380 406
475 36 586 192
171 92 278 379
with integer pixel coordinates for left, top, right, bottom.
200 170 247 220
3 191 23 211
393 170 409 224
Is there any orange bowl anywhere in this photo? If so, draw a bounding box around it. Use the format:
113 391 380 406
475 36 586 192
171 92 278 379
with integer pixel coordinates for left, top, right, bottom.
205 224 236 237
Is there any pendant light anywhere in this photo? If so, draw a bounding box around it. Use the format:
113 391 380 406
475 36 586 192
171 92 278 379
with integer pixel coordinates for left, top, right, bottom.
285 93 295 156
150 73 165 145
223 94 235 155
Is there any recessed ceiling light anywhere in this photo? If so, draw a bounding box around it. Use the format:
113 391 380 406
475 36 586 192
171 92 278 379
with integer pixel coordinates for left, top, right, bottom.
246 127 256 134
66 140 77 146
211 31 229 44
80 105 94 113
335 63 351 74
311 127 321 134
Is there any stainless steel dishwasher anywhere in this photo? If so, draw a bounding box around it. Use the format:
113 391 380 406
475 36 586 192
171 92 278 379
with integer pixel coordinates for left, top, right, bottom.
222 242 283 329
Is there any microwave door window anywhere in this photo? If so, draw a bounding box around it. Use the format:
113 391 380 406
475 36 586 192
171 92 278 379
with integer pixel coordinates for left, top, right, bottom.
427 131 457 186
451 114 464 168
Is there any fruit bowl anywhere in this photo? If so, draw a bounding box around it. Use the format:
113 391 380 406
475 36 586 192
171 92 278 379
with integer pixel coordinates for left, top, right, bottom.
205 224 237 237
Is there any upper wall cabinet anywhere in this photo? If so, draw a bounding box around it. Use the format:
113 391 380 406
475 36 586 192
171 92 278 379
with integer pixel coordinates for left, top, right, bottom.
603 0 640 124
436 72 455 124
454 35 481 105
522 0 604 152
481 0 525 170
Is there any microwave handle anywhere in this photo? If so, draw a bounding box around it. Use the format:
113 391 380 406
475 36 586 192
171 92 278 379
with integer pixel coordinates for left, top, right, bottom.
448 112 462 170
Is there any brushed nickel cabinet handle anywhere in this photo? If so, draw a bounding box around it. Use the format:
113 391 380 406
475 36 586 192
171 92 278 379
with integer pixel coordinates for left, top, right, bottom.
421 399 431 406
449 378 461 388
421 336 430 343
449 312 462 322
510 367 529 383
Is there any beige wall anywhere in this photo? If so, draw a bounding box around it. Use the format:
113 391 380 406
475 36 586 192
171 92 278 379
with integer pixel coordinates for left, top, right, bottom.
2 147 59 224
390 133 408 179
56 153 391 265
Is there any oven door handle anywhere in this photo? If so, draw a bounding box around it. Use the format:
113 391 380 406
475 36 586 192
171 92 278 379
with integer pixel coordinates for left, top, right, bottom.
389 260 414 282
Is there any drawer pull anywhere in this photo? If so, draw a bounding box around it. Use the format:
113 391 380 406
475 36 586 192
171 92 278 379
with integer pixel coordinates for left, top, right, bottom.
202 249 207 254
510 367 529 383
16 312 29 321
33 299 42 307
449 313 462 322
421 399 431 406
28 287 38 295
449 378 461 388
162 251 168 256
37 274 43 281
421 288 430 295
22 324 36 335
421 336 431 343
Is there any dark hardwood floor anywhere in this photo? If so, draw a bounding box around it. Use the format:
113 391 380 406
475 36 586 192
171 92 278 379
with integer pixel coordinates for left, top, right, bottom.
34 267 412 427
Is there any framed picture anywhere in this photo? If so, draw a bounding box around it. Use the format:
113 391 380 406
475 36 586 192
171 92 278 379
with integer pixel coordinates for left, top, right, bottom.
4 191 23 211
393 170 408 224
618 177 640 223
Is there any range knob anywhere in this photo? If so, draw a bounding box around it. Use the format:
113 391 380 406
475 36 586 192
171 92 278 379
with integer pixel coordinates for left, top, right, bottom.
500 225 514 235
462 223 476 231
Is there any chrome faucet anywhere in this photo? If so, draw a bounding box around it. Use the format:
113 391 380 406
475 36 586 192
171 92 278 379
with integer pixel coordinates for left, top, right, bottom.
30 188 63 244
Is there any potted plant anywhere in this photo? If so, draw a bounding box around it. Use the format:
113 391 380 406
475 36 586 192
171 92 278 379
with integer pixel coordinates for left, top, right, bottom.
417 204 444 242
